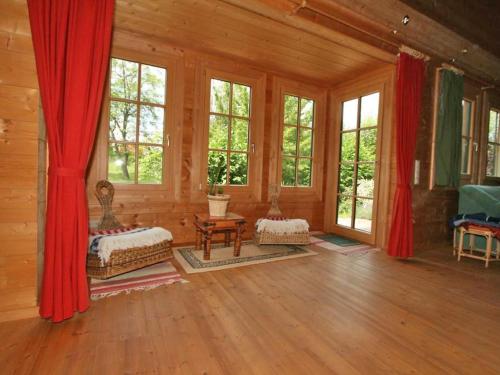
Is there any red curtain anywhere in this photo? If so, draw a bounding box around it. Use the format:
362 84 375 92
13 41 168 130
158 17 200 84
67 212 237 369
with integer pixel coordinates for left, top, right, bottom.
28 0 114 322
387 53 425 258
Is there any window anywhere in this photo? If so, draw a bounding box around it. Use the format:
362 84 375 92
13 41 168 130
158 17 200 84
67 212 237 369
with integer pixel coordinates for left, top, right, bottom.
460 99 474 175
207 79 251 186
487 109 500 177
107 58 167 184
337 92 380 233
281 95 315 187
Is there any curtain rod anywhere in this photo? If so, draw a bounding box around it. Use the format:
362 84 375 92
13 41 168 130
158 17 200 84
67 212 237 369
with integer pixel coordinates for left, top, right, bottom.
439 63 464 76
398 45 430 61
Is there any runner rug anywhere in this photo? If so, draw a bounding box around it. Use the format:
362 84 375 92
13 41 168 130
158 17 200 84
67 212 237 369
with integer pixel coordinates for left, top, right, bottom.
174 241 317 274
90 261 187 300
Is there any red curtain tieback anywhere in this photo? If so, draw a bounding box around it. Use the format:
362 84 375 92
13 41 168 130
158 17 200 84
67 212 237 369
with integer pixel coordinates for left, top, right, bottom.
48 167 84 178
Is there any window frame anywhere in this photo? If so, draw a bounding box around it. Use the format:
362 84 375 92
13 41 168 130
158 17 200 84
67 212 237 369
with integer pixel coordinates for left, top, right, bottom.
191 65 266 203
336 91 381 234
269 77 327 202
486 107 500 178
460 98 475 177
107 58 168 185
91 48 183 200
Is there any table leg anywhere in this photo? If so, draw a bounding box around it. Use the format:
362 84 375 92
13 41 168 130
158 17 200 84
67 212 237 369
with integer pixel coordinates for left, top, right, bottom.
204 231 212 260
195 228 202 250
234 225 242 257
224 231 231 247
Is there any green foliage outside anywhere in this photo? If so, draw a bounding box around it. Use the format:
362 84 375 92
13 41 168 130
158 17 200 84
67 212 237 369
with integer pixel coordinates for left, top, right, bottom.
207 79 250 186
108 58 166 184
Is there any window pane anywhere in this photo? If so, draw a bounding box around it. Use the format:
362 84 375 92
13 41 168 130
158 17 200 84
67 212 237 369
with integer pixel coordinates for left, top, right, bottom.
140 65 166 104
231 118 249 151
139 106 164 144
281 157 296 186
209 115 229 150
462 100 472 136
229 153 248 185
300 98 314 127
340 132 356 162
297 158 312 186
336 195 352 228
358 128 377 162
208 151 227 185
299 128 313 157
342 98 358 130
138 145 163 184
109 101 137 142
354 198 373 232
108 143 136 184
338 163 354 195
357 163 375 198
210 79 230 114
284 95 298 125
110 58 138 100
360 93 379 128
489 110 499 142
461 138 470 174
486 144 500 177
232 84 251 118
283 126 297 156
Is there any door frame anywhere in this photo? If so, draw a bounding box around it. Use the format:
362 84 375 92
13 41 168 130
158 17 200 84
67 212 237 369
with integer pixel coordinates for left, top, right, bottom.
324 66 395 248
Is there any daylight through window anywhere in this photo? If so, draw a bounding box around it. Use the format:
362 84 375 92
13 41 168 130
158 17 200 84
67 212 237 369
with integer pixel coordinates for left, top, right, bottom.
107 58 167 184
487 109 500 177
281 95 315 187
207 79 252 186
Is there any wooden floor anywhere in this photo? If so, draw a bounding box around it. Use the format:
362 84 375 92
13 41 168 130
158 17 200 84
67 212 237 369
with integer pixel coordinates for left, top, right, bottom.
1 243 500 375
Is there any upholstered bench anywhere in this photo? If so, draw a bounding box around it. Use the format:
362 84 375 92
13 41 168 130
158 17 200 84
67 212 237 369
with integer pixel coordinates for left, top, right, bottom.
254 217 310 245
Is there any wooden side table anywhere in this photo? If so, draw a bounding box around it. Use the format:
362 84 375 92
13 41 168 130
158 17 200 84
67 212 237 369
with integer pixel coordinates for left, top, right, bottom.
194 213 246 260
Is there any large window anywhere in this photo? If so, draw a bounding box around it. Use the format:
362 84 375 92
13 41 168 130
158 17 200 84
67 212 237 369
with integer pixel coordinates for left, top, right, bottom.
460 99 474 175
208 79 251 186
107 58 167 184
487 109 500 177
337 92 380 233
281 95 315 187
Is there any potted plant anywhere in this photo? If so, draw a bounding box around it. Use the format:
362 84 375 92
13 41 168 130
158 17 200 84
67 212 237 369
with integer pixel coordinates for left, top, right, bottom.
207 155 230 217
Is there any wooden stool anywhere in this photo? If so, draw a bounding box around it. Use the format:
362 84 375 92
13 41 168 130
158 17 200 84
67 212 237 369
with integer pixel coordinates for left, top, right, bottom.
457 226 499 268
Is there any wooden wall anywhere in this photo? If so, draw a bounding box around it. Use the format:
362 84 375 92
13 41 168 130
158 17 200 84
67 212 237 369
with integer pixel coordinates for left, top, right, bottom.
0 0 40 322
86 31 330 245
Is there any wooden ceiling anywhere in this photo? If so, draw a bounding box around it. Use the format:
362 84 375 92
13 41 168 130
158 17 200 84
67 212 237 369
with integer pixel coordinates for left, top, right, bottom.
114 0 394 85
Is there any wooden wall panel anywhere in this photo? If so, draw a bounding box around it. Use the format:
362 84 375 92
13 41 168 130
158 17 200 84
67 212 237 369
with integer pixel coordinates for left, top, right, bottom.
87 30 327 245
0 0 39 322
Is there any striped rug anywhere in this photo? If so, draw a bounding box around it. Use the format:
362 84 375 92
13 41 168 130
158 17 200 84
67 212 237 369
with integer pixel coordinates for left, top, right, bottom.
90 262 186 300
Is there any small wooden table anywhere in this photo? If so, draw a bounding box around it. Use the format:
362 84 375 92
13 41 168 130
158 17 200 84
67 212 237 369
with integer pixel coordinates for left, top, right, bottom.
194 213 246 260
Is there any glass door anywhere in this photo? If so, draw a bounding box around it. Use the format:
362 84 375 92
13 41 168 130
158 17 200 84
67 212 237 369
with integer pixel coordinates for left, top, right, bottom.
336 92 380 233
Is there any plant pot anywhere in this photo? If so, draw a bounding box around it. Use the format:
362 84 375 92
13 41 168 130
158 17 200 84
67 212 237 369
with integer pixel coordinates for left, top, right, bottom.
208 194 231 217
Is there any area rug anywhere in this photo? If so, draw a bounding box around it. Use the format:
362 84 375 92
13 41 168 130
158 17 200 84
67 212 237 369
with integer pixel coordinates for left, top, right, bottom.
90 261 187 300
312 233 360 246
310 234 380 256
174 241 317 273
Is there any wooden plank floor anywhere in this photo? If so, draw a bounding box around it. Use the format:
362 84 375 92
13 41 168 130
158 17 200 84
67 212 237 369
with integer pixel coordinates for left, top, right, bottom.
1 244 499 374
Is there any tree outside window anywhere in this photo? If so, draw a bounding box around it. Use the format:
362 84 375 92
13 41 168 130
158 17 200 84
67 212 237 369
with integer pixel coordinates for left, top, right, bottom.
107 58 167 184
487 109 500 177
207 79 251 186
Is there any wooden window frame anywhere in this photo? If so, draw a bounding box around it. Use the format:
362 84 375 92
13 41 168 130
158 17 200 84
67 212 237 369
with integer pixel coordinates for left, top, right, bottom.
269 77 327 202
91 47 184 200
191 64 266 203
485 107 500 179
460 98 476 178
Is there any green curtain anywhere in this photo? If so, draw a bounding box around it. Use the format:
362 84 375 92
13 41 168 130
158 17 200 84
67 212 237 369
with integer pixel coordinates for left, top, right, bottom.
435 69 464 187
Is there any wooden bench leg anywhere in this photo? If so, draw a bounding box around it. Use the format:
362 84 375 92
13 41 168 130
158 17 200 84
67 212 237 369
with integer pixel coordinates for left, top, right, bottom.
457 228 464 262
485 235 492 268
